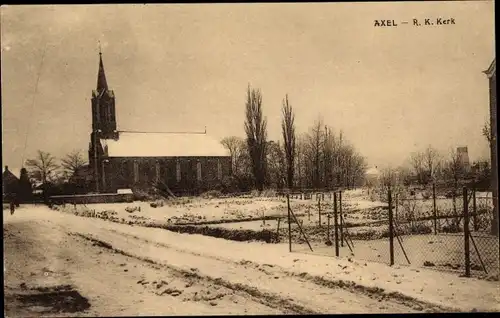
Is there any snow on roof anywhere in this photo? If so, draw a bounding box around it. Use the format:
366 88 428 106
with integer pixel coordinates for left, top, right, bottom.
100 132 230 158
365 166 380 176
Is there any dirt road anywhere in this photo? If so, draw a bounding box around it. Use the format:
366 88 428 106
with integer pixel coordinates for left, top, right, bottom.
2 205 481 316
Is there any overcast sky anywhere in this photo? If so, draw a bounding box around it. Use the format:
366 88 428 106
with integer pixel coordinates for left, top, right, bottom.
1 2 495 171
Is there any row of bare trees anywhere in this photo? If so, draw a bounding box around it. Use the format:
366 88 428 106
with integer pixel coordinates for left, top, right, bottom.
24 150 88 187
221 85 367 192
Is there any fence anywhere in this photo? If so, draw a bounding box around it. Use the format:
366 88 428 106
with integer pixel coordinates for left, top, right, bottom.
287 187 499 279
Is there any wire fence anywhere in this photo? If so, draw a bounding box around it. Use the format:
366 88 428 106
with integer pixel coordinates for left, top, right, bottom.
287 187 499 279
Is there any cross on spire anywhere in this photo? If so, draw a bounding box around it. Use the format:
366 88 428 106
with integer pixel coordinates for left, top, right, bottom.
96 42 108 92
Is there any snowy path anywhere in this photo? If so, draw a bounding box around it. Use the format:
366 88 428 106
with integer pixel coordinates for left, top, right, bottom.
4 205 499 315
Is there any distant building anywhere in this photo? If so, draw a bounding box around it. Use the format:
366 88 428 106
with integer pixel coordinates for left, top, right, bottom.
2 166 19 198
88 51 232 194
484 58 497 235
457 146 471 172
365 166 380 186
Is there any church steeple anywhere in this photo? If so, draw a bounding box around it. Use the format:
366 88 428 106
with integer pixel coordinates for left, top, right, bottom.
91 47 117 138
97 49 108 92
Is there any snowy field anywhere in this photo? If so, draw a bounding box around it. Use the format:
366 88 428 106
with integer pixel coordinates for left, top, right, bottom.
52 189 498 278
4 205 500 315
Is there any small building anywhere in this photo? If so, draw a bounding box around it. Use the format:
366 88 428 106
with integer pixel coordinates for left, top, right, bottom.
484 58 498 235
2 166 20 199
88 51 232 195
364 166 380 186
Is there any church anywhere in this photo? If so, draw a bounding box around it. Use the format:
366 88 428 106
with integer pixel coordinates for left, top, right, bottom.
88 52 232 195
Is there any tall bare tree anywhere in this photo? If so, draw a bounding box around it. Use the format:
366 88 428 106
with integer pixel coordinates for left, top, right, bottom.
244 85 267 191
266 141 286 189
323 126 334 189
221 136 244 174
424 145 440 182
61 150 87 180
281 94 296 189
306 118 324 188
443 148 465 218
410 151 426 184
25 150 59 185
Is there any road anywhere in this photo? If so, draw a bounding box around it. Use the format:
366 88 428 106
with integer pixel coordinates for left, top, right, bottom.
4 205 455 316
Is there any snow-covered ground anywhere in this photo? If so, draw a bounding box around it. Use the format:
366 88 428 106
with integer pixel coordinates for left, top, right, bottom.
3 205 499 315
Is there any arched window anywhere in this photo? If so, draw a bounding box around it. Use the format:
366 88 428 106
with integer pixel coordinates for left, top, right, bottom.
155 160 160 183
197 160 202 181
176 160 181 182
133 160 139 183
217 159 222 180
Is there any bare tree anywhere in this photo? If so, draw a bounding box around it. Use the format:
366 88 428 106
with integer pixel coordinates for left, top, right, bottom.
221 136 244 174
424 146 440 182
443 148 465 221
378 166 399 202
266 141 286 189
244 85 267 191
61 150 87 180
410 151 426 184
281 94 296 189
482 121 493 147
323 126 334 189
25 150 59 185
306 118 324 189
444 148 464 188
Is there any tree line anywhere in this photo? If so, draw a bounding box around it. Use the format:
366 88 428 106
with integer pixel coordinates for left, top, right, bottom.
14 150 90 199
221 84 367 192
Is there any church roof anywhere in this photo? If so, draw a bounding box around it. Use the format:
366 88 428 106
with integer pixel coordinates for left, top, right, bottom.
3 167 20 181
484 58 496 78
97 52 108 92
100 132 230 158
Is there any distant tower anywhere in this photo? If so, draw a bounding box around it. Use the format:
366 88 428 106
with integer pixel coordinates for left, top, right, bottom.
457 147 470 172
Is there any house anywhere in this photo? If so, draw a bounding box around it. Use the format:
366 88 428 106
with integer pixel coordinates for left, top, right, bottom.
88 51 232 195
2 166 20 198
364 166 380 186
484 58 498 235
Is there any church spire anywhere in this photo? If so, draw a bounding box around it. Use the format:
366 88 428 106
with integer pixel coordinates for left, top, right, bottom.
96 45 108 92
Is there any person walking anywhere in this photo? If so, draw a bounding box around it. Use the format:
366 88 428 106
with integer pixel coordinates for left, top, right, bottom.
9 197 15 215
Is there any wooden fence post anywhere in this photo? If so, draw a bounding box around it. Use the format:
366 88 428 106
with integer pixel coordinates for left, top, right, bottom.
340 191 344 247
327 213 331 243
287 194 292 253
463 187 471 277
433 182 437 234
473 188 478 231
388 188 395 266
333 191 340 257
318 197 322 228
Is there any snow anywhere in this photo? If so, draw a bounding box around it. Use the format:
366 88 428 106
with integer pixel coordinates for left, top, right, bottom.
101 132 230 157
25 206 500 312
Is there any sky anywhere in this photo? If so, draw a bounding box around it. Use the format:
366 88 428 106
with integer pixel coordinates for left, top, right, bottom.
1 2 495 172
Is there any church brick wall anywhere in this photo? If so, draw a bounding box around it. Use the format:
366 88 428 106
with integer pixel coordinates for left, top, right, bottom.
102 156 232 194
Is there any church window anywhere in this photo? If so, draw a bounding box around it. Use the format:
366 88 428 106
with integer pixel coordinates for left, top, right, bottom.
217 159 222 180
155 160 160 183
133 161 139 183
176 160 181 182
197 160 202 181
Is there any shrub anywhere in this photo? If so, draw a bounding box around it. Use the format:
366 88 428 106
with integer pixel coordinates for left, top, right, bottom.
150 200 165 208
200 190 223 199
218 176 239 193
410 222 432 234
422 191 431 200
260 189 277 197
